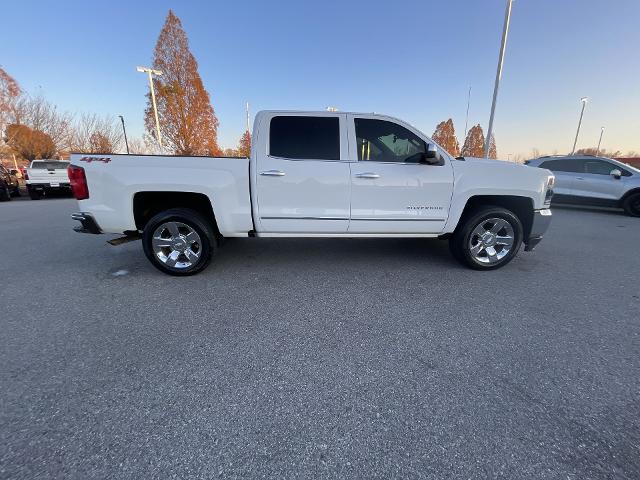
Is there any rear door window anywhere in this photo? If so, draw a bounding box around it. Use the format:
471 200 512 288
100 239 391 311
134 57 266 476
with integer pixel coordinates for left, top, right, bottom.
269 116 340 160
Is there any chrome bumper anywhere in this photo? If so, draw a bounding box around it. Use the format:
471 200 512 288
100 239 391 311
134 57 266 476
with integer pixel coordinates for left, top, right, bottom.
71 212 102 234
524 208 552 252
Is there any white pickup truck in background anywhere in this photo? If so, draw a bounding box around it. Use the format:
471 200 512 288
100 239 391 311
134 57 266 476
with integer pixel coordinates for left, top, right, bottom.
69 110 554 275
26 160 71 199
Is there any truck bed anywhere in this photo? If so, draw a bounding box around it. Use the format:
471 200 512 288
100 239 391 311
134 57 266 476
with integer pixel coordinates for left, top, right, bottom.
70 154 253 236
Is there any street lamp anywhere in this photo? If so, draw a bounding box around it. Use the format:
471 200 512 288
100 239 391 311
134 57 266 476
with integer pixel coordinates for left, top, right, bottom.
484 0 514 158
118 115 130 154
571 97 588 155
596 126 605 156
136 66 163 147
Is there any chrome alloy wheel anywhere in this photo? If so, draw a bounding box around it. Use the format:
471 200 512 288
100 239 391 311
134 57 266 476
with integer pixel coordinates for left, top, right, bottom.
468 217 515 265
151 221 202 269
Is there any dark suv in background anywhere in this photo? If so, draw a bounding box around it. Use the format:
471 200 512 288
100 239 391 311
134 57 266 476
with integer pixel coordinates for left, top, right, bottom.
527 155 640 217
0 165 20 201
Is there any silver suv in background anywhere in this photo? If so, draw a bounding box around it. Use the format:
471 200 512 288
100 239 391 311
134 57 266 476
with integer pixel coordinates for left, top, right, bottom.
526 155 640 217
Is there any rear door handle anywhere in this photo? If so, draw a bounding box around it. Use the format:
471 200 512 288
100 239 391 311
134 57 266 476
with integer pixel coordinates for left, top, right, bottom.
260 170 285 177
354 172 380 179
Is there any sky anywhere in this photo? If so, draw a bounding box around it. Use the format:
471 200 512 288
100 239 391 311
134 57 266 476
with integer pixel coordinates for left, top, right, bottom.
3 0 639 158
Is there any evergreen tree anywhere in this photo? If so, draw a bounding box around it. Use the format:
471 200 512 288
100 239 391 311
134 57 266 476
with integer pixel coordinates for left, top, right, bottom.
432 119 460 157
145 10 220 156
460 124 485 157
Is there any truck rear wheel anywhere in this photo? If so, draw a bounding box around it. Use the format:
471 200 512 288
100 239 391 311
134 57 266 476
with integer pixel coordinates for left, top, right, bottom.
142 208 217 276
1 184 11 201
28 187 41 200
449 206 523 270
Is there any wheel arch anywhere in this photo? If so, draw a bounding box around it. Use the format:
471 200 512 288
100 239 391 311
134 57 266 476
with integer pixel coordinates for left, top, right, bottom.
456 195 535 240
133 191 221 239
620 187 640 204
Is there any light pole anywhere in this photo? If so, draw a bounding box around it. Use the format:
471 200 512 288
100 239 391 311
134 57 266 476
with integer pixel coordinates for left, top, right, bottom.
596 126 605 156
118 115 130 154
484 0 514 158
136 66 163 147
246 101 251 132
464 86 471 139
571 97 588 155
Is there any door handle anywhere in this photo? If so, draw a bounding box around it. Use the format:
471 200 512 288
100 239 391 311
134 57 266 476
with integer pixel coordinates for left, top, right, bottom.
575 177 584 180
354 172 380 179
260 170 285 177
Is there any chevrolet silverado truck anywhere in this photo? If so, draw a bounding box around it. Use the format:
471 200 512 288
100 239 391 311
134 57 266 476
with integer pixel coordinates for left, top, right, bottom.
26 159 71 199
69 111 553 275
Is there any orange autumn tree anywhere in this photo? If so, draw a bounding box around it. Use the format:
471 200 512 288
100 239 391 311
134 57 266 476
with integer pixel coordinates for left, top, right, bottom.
145 10 220 156
432 119 460 157
236 130 251 157
460 124 485 157
488 134 497 159
5 124 56 160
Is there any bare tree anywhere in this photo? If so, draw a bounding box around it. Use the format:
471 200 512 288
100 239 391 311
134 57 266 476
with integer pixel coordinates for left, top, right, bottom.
1 67 21 142
11 94 74 154
71 113 123 153
128 137 151 155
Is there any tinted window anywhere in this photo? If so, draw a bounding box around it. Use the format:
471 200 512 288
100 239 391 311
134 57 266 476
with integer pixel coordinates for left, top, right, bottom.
269 116 340 160
355 118 426 163
540 159 585 173
31 161 70 169
584 160 615 175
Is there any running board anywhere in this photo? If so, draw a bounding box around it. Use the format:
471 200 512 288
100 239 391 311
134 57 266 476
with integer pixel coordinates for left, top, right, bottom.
107 233 142 246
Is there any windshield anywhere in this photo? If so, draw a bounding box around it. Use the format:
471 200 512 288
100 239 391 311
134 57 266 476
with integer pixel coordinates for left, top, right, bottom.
30 161 70 170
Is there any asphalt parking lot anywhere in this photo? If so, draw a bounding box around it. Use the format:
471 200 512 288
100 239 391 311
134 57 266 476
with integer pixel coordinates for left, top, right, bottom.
1 196 639 479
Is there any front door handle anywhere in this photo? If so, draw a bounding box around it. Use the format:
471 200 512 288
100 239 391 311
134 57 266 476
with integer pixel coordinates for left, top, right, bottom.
260 170 285 177
575 177 584 180
354 172 380 179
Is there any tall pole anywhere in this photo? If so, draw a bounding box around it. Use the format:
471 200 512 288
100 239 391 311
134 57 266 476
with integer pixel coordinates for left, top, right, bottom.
246 101 250 133
148 71 162 147
137 66 163 148
571 97 588 155
596 126 604 155
118 115 130 154
464 86 471 139
484 0 513 158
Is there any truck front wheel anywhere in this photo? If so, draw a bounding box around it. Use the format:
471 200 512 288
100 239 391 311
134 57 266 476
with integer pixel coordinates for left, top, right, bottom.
449 206 523 270
142 208 218 276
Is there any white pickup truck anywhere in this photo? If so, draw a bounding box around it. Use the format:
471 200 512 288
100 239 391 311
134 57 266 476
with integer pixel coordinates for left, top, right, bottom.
26 159 71 199
69 111 553 275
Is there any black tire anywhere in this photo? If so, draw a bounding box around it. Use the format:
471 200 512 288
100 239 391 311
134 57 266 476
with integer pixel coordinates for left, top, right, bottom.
142 208 217 276
449 206 523 270
11 186 20 197
1 184 11 201
28 188 41 200
622 192 640 217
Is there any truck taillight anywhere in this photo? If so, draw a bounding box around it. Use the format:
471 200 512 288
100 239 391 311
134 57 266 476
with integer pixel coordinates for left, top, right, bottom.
68 165 89 200
23 170 29 180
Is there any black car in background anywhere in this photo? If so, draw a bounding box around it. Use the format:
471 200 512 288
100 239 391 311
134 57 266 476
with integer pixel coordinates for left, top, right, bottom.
0 165 20 201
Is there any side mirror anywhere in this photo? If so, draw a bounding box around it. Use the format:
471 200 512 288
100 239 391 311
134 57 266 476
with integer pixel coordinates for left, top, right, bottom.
420 144 442 165
610 169 622 179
